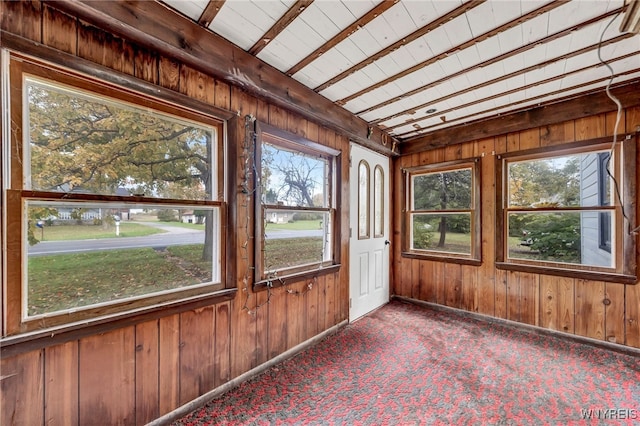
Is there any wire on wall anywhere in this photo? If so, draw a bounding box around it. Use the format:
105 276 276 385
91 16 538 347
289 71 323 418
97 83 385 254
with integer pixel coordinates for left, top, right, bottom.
597 6 638 235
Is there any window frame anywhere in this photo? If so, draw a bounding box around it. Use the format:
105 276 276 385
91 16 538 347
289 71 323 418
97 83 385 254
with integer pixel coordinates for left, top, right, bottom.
402 158 482 265
3 55 233 337
253 123 341 289
495 136 637 283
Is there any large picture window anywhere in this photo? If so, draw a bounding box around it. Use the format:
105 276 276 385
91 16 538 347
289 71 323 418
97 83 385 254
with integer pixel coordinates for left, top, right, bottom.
4 57 227 335
255 124 340 284
497 137 636 282
404 159 481 263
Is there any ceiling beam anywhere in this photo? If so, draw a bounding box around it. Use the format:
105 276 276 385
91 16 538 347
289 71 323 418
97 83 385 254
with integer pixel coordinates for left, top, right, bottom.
396 67 640 139
248 0 314 56
285 0 399 76
386 33 634 132
344 2 622 109
312 0 485 93
46 0 395 155
399 80 640 155
198 0 226 27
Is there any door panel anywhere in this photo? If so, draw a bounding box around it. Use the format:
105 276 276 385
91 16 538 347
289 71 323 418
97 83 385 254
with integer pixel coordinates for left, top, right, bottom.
349 144 390 321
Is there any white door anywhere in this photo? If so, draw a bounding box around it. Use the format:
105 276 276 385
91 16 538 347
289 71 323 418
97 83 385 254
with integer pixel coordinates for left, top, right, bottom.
349 143 390 321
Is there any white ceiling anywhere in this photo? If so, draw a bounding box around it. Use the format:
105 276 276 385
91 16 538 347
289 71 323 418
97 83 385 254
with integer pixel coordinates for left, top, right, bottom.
159 0 640 143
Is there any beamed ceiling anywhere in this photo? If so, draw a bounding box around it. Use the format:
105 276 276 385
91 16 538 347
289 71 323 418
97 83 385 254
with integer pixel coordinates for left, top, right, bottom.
50 0 640 155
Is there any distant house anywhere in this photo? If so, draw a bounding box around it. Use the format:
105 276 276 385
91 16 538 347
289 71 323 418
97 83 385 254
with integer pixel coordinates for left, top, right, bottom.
580 152 612 268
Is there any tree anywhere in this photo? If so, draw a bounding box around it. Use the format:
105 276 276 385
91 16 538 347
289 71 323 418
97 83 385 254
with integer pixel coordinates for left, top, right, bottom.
28 83 215 259
413 169 471 247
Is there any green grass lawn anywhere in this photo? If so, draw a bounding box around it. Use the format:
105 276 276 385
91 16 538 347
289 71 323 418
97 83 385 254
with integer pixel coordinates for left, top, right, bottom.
265 220 324 231
264 237 324 271
36 223 164 241
27 244 212 315
420 231 471 254
158 221 207 230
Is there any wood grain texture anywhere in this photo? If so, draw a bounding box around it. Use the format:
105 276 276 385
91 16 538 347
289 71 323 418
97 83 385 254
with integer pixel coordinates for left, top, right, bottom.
158 315 180 415
43 5 76 53
215 302 231 387
604 283 625 345
575 280 605 341
78 328 135 425
179 307 215 405
45 341 79 425
135 320 160 425
0 350 44 426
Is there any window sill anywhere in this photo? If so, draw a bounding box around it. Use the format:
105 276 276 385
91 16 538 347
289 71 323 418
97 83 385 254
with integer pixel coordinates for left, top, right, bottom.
495 262 637 284
0 288 237 358
253 264 341 291
402 251 482 266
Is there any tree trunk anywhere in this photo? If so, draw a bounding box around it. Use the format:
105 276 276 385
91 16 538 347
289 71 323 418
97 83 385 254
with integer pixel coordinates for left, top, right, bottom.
437 216 447 247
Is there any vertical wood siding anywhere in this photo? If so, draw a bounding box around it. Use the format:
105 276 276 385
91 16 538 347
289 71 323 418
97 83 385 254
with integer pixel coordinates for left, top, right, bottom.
394 108 640 352
0 3 349 425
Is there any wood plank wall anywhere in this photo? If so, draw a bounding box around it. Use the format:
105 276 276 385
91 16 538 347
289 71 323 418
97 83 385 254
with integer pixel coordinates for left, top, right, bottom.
393 108 640 349
0 3 349 425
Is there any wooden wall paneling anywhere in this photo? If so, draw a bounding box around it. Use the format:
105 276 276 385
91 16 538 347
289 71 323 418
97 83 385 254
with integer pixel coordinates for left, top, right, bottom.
43 5 77 54
461 264 478 312
323 272 336 329
305 120 321 338
604 283 625 345
286 111 308 138
411 259 421 300
518 128 540 151
519 272 539 326
626 283 640 347
78 328 135 425
215 301 231 387
77 21 107 66
626 105 640 131
540 274 559 330
0 0 42 41
419 260 437 303
399 257 412 298
135 319 160 425
108 37 135 76
214 79 231 111
575 114 606 140
158 315 180 415
475 137 496 316
336 133 349 324
180 65 215 105
179 307 215 405
574 280 605 340
134 46 159 84
230 88 259 376
44 341 78 425
506 271 521 322
269 104 288 129
434 261 445 305
494 135 507 155
494 268 508 319
604 111 624 136
392 156 405 296
540 120 575 147
158 57 181 91
444 143 462 161
268 289 289 359
506 132 520 153
557 276 576 334
444 262 462 309
0 350 44 426
286 282 307 350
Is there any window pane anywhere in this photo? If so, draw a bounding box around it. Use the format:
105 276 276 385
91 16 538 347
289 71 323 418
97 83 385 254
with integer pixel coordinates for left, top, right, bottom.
264 210 331 274
261 142 328 207
358 161 370 238
507 211 613 267
26 200 220 317
508 151 612 208
411 213 472 254
374 166 384 237
27 78 215 200
412 168 472 210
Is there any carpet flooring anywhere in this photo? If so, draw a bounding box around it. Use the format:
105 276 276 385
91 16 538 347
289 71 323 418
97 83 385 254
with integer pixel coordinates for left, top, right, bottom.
173 299 640 425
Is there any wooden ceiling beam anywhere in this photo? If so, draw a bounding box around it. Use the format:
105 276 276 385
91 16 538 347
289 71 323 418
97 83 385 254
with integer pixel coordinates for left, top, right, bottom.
313 0 485 93
399 79 640 155
349 2 622 113
248 0 314 56
396 66 640 139
285 0 399 76
46 0 396 155
198 0 226 27
384 33 634 131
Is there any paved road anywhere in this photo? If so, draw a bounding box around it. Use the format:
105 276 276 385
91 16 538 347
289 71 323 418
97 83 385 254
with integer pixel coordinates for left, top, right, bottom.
28 225 323 256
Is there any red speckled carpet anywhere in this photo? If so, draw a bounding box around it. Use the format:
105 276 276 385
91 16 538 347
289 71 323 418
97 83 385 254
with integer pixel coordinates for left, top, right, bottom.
173 299 640 425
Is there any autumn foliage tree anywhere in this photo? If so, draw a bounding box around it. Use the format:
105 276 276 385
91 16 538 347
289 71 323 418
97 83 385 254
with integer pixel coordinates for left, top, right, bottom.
27 82 215 259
